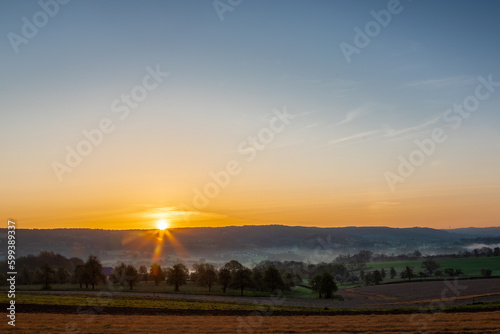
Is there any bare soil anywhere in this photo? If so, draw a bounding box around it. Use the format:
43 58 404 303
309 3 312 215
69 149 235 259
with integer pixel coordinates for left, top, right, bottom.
337 278 500 309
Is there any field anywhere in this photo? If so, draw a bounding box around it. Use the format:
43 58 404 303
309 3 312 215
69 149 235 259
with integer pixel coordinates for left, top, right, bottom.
4 258 500 333
7 256 500 301
338 278 500 309
4 278 500 333
367 257 500 277
5 278 500 310
11 312 500 333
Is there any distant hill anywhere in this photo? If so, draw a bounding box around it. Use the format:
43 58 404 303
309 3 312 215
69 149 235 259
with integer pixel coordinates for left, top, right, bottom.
447 227 500 236
1 225 498 267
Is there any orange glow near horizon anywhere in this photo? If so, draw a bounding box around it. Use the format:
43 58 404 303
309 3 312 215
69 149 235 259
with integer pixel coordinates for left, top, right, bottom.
4 183 500 230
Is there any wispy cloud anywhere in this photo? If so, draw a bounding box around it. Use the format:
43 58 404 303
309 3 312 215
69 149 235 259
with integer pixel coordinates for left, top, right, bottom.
328 130 382 146
384 114 442 138
332 103 388 127
405 76 477 89
333 107 369 127
328 114 443 147
280 76 358 88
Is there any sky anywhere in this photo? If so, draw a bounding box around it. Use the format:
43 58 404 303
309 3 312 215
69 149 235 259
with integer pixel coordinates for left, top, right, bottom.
1 0 499 230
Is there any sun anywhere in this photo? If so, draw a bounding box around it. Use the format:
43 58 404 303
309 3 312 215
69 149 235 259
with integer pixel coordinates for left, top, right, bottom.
157 219 169 230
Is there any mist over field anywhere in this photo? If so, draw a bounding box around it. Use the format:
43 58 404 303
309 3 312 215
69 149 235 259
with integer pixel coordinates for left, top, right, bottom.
3 225 499 267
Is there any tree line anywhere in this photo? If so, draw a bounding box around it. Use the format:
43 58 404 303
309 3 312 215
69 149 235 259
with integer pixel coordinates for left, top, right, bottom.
1 249 496 296
112 259 298 296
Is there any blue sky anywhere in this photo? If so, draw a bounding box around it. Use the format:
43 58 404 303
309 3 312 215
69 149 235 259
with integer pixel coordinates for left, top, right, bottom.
1 0 499 229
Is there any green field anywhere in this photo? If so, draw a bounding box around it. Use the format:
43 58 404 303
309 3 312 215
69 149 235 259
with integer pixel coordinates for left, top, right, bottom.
367 256 500 277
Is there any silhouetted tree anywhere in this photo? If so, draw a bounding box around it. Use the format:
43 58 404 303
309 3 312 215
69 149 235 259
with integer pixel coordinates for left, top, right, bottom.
56 267 70 284
18 266 32 285
193 263 218 291
72 264 89 289
124 265 140 290
38 263 56 290
218 267 231 293
166 263 189 292
481 269 493 277
494 247 500 257
389 267 397 279
150 263 165 286
85 255 105 290
252 267 265 291
263 265 286 292
310 274 322 298
351 250 372 270
283 271 296 288
418 271 429 278
401 266 415 281
371 270 383 285
421 259 441 276
224 260 244 273
111 263 127 285
231 267 253 296
310 272 338 298
139 265 148 282
444 268 463 277
320 272 338 298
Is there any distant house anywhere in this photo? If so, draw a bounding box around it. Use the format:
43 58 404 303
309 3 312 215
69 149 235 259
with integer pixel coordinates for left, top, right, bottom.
102 267 113 282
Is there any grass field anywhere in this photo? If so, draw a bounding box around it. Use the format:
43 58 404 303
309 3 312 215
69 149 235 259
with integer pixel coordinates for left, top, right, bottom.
0 292 317 312
367 257 500 277
2 280 320 299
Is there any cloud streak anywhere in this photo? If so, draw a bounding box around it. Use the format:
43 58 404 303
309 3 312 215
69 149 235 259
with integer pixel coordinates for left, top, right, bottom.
405 76 477 89
328 114 443 147
332 103 390 127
